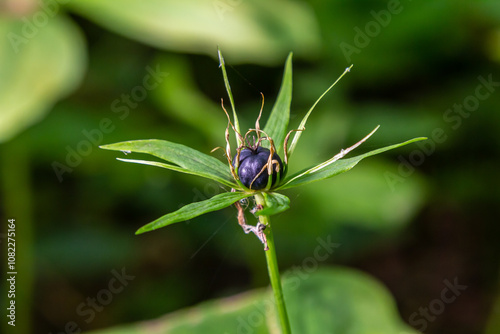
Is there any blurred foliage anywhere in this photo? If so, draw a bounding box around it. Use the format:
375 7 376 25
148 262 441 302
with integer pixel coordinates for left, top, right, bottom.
68 0 321 64
0 15 85 142
85 268 418 334
0 0 499 334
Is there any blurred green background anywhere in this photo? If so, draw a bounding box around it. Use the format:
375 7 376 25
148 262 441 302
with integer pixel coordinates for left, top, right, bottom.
1 0 499 333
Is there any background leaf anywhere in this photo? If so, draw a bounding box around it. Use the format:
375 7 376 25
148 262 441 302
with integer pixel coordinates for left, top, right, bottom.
280 137 426 189
82 267 418 334
281 268 419 334
68 0 320 64
0 16 86 142
136 191 253 234
100 139 236 187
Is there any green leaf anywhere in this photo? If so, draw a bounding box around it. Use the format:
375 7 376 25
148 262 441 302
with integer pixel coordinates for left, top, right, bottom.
100 140 236 187
263 52 293 153
82 267 418 334
254 192 290 216
217 47 241 146
136 191 253 234
280 137 427 189
0 15 86 142
115 158 237 188
287 65 353 157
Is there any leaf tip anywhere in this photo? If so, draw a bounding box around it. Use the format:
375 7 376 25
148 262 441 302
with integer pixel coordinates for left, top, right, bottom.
365 125 380 140
135 226 149 235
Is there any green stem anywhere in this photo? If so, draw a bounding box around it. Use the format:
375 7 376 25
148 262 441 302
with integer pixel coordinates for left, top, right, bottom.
255 194 291 334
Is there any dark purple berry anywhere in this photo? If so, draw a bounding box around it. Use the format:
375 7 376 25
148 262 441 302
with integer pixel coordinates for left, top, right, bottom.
234 147 284 190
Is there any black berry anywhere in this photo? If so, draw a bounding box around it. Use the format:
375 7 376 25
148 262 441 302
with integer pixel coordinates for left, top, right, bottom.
234 147 284 190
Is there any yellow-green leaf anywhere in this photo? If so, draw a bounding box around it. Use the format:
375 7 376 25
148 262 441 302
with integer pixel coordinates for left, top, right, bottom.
68 0 320 64
0 15 86 142
81 267 419 334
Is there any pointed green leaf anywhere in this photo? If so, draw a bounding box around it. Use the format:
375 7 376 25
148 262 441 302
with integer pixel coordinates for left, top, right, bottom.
288 65 353 157
136 191 253 234
218 48 242 147
263 52 293 153
254 192 290 216
100 139 236 187
279 137 427 189
115 158 237 188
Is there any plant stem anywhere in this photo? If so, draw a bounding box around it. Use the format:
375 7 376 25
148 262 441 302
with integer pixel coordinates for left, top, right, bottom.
255 194 291 334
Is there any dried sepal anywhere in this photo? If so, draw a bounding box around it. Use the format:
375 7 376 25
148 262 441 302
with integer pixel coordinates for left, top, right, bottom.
224 126 238 180
220 98 244 145
255 92 265 141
